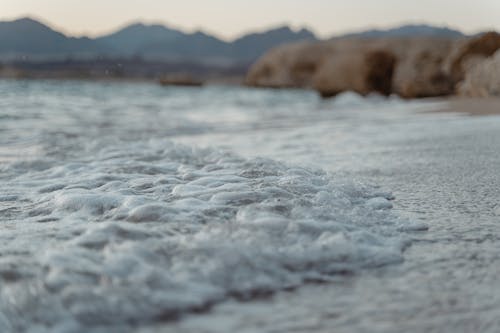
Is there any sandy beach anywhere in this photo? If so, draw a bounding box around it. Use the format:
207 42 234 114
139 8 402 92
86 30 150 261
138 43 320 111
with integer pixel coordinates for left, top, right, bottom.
2 2 500 332
1 78 500 333
440 97 500 116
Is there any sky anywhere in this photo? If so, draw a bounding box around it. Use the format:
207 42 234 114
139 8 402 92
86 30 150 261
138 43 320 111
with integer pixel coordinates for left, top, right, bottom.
2 0 500 40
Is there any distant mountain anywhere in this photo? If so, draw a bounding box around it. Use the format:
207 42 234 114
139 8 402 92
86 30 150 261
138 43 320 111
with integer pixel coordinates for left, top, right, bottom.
96 23 185 52
0 19 467 64
0 17 317 64
231 26 316 60
337 24 465 39
96 23 316 63
0 18 107 57
95 23 229 62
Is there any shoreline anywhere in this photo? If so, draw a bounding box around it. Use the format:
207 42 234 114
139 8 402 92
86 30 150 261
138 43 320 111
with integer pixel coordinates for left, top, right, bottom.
0 75 246 87
437 97 500 116
1 75 498 115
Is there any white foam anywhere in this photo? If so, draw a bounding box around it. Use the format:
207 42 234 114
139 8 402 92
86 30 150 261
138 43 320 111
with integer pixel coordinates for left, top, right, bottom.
1 140 419 331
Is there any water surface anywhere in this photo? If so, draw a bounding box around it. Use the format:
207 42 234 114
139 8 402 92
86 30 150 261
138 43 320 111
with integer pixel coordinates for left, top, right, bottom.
1 80 499 332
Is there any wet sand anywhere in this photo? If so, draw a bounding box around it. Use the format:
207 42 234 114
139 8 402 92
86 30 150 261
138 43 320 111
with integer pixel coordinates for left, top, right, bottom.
440 97 500 116
168 93 500 333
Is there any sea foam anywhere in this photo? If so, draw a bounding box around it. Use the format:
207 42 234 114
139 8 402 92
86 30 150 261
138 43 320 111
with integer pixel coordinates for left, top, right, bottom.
0 139 423 332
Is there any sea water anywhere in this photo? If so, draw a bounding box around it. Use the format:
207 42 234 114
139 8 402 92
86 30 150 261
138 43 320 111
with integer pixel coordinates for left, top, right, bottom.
1 80 499 332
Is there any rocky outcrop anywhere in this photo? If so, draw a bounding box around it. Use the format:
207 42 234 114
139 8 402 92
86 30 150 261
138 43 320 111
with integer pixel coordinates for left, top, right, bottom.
458 50 500 97
159 74 204 87
445 32 500 83
245 41 334 88
246 33 500 99
393 38 455 98
313 50 396 97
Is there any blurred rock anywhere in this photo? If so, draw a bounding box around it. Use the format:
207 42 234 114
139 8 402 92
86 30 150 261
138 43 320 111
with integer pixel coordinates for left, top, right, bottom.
246 37 457 98
445 32 500 83
458 50 500 97
245 41 333 88
313 50 396 97
393 38 455 98
159 74 204 87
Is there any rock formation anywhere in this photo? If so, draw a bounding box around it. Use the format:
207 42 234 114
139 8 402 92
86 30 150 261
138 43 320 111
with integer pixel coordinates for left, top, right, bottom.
445 32 500 83
392 38 455 98
246 32 500 99
159 74 204 87
458 50 500 97
245 41 334 88
313 50 396 97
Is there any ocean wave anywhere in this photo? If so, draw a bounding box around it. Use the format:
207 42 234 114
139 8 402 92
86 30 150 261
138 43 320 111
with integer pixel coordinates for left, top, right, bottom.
0 140 426 332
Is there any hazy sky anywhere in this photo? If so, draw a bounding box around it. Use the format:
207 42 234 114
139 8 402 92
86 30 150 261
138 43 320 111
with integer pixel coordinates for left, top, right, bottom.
2 0 500 40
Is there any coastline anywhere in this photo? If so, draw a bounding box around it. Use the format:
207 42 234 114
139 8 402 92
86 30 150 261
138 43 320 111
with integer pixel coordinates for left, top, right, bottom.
3 79 500 332
1 73 498 115
438 97 500 116
162 88 500 333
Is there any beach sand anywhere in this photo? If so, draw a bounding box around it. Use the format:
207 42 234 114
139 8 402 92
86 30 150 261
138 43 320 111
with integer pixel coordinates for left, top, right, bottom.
440 97 500 116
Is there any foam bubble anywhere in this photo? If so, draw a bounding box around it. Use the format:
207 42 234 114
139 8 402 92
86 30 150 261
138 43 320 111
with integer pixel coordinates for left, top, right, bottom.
1 140 420 331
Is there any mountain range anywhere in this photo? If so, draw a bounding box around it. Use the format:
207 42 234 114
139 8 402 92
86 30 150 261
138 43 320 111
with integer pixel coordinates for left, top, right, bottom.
0 18 466 64
0 18 316 64
336 24 465 39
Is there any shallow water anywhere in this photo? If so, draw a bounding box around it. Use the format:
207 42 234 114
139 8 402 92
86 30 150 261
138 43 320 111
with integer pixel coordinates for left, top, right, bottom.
1 80 499 332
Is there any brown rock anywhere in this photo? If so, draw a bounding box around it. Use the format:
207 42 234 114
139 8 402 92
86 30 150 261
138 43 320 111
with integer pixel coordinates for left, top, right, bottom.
366 50 398 95
458 50 500 97
246 36 459 98
313 50 396 98
393 39 455 98
159 74 203 87
446 32 500 83
245 41 333 88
